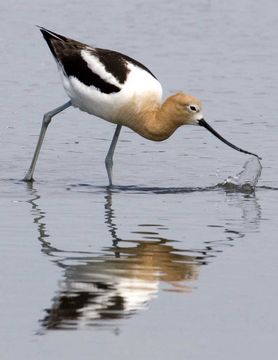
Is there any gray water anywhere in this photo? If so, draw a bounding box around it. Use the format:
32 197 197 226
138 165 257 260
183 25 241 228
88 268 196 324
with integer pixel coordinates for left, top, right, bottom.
1 0 278 359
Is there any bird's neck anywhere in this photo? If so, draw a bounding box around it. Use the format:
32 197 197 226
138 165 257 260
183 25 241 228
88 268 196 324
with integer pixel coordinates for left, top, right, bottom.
130 97 182 141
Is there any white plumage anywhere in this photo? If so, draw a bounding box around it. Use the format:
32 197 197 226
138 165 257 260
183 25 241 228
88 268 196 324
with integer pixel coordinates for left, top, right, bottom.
61 58 162 124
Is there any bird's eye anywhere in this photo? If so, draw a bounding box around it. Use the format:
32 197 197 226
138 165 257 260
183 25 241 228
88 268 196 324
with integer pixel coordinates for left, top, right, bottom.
189 105 198 112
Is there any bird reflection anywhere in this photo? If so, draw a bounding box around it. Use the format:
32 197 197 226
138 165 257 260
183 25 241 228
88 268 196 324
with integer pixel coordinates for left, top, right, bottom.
26 185 206 331
26 184 261 331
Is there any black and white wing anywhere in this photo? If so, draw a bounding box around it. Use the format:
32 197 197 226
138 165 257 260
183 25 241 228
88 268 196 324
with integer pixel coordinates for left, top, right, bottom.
39 27 157 95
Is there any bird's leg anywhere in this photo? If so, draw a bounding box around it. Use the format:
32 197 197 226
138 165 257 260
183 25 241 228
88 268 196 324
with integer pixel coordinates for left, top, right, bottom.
23 101 72 182
105 124 122 186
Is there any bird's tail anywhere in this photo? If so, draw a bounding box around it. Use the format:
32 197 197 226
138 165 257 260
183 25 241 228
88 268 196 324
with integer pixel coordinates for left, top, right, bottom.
37 26 69 58
37 26 68 41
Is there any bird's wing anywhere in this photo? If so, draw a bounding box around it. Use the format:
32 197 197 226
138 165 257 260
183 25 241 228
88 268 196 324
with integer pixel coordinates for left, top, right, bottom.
38 27 157 94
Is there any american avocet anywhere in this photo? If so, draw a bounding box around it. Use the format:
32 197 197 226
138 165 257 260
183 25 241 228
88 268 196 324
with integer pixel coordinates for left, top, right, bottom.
24 27 260 185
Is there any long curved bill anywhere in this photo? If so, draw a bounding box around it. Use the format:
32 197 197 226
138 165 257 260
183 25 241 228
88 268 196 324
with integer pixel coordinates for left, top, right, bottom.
198 119 261 160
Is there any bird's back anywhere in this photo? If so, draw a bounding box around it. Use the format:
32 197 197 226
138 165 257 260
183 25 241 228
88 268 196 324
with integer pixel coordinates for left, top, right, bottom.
39 27 162 124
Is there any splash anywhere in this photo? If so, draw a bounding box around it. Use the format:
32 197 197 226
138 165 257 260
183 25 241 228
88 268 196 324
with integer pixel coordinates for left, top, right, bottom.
220 157 262 192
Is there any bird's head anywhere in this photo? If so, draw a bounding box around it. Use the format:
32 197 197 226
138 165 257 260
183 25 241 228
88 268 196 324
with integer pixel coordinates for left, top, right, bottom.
169 92 204 126
169 92 261 159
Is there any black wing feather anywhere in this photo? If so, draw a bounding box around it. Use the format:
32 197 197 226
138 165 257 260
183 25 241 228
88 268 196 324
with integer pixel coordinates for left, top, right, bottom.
38 27 157 94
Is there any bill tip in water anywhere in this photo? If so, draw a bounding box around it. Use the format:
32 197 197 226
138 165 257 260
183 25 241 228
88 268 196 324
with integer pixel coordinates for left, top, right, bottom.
246 150 262 161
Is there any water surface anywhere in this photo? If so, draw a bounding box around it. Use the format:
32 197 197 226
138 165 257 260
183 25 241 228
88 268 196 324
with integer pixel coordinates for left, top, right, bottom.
1 1 278 359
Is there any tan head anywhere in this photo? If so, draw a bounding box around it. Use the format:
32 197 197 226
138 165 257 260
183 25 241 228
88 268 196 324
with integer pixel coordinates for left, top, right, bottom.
164 92 204 126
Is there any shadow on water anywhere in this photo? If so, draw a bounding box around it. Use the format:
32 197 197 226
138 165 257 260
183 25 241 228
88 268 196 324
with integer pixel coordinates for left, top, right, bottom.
25 182 261 332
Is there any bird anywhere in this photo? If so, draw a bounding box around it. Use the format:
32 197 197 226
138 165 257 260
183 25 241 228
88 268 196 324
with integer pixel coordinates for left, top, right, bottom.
24 27 261 185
